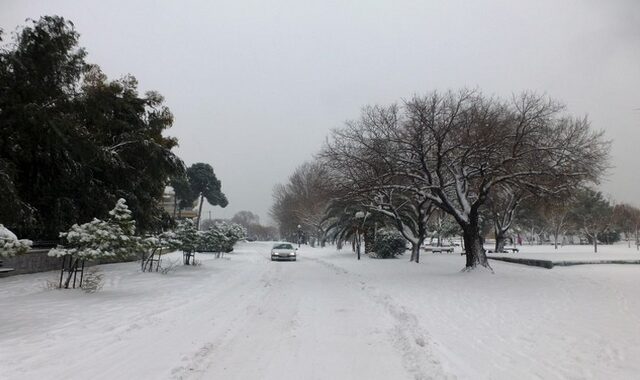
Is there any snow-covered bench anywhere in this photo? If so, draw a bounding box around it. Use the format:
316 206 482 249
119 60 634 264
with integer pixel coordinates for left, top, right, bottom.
487 247 519 253
424 246 455 253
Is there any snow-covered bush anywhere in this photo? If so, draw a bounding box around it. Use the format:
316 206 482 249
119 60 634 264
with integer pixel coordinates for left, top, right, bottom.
173 219 199 264
199 222 246 254
140 230 182 272
48 199 142 288
371 229 406 259
49 199 142 260
0 224 32 257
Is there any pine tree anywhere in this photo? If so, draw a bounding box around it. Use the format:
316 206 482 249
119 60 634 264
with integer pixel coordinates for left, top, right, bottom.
173 219 199 264
48 199 141 288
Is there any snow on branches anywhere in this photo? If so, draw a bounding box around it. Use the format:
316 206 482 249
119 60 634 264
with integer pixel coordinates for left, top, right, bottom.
48 198 142 260
168 220 246 264
199 222 246 254
0 224 32 257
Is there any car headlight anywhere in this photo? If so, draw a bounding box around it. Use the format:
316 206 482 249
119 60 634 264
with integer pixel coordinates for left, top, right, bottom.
289 252 295 256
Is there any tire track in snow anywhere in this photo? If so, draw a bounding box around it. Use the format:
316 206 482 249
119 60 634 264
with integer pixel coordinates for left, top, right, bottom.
169 261 285 379
307 257 454 380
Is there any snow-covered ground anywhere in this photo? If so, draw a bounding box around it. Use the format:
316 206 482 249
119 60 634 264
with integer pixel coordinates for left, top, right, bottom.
1 242 639 379
487 243 640 261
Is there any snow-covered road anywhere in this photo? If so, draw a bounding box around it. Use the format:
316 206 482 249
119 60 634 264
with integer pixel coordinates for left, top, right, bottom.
2 242 640 379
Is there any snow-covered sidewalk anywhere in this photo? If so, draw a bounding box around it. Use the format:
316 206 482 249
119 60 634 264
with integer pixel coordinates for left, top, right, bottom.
1 242 639 379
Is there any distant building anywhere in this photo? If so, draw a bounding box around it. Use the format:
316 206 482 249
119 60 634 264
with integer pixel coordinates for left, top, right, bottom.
162 186 197 219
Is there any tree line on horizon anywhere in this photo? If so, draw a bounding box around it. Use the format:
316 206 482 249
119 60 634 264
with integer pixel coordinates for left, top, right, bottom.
0 16 227 241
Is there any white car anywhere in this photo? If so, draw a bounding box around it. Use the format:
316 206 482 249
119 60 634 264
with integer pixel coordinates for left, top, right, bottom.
271 243 297 261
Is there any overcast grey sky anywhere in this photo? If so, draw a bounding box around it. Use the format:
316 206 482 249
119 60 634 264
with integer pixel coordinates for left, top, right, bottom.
2 0 639 223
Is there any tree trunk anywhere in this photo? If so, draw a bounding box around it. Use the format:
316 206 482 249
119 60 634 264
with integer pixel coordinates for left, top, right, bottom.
196 194 204 230
530 227 534 245
494 228 507 253
409 240 423 263
462 226 491 270
173 195 178 219
593 233 598 253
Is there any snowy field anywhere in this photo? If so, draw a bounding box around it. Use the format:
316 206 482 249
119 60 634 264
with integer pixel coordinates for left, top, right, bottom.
487 243 640 261
1 242 639 380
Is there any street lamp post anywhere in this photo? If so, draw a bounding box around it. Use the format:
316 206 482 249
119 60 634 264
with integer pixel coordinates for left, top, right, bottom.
355 211 367 260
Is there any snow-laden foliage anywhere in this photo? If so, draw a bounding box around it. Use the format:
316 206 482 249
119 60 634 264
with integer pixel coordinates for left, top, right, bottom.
48 199 142 260
199 222 246 253
172 219 199 253
142 230 181 251
371 229 406 259
0 224 33 257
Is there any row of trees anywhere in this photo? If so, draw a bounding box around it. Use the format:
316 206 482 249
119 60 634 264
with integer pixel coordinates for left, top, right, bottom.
169 219 246 264
0 16 228 241
270 162 333 246
230 211 278 241
47 199 245 287
511 190 640 252
272 90 611 270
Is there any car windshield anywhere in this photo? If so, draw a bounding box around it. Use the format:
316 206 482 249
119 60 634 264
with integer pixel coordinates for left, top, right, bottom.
273 243 293 249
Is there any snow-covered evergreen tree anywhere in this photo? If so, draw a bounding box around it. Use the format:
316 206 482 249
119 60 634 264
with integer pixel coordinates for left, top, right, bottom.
199 222 246 254
48 199 142 288
49 199 142 260
371 229 406 259
0 224 32 257
173 219 199 264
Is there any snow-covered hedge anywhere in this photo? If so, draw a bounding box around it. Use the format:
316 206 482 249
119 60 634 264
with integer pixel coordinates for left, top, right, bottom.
199 222 246 253
371 229 406 259
49 199 142 260
0 224 32 257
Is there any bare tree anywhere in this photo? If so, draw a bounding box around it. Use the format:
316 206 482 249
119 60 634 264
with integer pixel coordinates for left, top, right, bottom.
540 196 573 249
231 211 260 227
486 185 529 252
323 90 609 271
569 188 614 253
270 162 334 245
612 203 640 249
320 105 436 262
372 190 434 262
428 209 460 247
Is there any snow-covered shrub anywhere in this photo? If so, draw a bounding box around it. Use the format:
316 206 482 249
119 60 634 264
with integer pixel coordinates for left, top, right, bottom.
173 219 199 264
48 199 142 288
371 229 406 259
49 199 143 261
173 219 198 251
0 224 32 257
199 222 246 254
140 231 178 272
